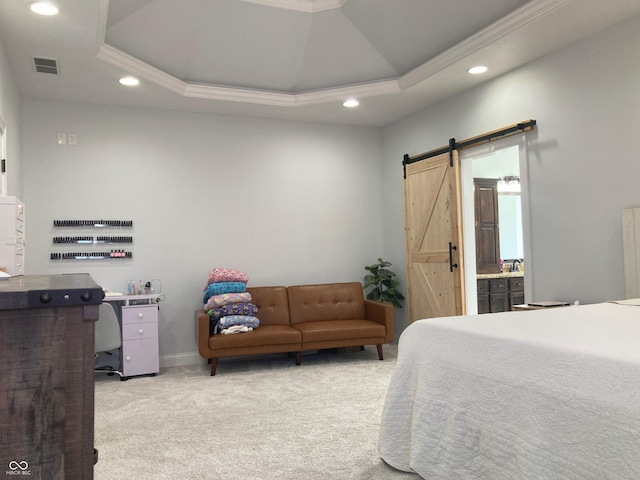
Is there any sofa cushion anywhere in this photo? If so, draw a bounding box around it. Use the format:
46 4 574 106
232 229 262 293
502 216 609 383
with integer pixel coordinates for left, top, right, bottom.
294 319 386 343
247 286 291 326
287 282 366 325
209 325 301 349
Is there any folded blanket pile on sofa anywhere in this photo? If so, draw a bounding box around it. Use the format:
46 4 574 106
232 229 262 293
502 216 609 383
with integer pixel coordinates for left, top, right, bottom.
203 267 259 334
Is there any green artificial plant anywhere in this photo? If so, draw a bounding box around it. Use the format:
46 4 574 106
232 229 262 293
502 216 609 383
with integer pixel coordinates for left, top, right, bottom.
363 258 405 309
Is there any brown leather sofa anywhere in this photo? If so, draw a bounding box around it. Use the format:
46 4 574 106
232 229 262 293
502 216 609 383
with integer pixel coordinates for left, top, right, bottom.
195 282 394 375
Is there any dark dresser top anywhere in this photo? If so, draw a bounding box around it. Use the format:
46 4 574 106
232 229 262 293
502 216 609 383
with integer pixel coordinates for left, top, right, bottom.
0 274 103 310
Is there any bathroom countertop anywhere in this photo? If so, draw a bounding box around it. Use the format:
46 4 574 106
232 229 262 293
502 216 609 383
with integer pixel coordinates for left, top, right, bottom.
477 271 524 279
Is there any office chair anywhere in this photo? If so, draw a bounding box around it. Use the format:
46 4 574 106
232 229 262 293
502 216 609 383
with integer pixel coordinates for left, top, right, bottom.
95 302 123 377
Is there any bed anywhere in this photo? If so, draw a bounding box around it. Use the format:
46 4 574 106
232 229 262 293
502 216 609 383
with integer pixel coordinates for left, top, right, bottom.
378 300 640 479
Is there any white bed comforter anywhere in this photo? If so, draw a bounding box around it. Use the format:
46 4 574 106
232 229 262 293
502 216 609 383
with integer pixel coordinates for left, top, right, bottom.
378 301 640 480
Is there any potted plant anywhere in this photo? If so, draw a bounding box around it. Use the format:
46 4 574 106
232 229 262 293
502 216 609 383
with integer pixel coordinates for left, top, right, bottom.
363 258 405 308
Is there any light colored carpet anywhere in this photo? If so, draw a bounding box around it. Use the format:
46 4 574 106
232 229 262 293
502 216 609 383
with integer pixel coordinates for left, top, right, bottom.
94 345 419 480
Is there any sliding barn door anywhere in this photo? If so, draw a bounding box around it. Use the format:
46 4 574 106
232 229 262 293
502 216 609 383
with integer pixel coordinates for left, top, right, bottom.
404 150 465 322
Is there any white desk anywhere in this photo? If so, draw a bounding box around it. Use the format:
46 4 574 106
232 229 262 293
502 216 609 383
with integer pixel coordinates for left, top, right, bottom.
104 292 160 305
103 293 162 378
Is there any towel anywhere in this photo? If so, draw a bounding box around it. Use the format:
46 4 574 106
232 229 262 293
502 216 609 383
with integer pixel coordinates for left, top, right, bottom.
221 325 253 335
203 281 247 303
205 267 249 287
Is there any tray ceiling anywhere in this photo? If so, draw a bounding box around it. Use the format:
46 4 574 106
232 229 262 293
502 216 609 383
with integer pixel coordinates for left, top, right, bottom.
103 0 527 94
2 0 640 126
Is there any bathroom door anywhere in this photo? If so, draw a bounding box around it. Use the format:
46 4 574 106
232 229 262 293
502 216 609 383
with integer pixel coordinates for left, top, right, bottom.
403 150 465 323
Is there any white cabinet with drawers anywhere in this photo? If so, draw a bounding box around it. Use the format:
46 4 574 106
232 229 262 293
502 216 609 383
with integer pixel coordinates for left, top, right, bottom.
121 303 159 377
104 293 162 379
0 196 25 275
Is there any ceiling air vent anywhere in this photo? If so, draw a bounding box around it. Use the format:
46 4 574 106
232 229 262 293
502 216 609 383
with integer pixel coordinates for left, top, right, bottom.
33 57 59 75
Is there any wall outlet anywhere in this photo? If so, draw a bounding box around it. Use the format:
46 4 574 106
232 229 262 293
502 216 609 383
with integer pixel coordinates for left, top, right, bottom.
56 133 66 145
68 133 77 146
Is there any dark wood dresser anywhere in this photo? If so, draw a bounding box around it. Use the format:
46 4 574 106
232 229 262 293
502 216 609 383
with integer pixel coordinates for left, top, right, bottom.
0 274 103 479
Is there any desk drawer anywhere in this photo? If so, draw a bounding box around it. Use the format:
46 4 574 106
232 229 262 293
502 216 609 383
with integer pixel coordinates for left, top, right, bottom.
122 322 157 341
122 305 157 325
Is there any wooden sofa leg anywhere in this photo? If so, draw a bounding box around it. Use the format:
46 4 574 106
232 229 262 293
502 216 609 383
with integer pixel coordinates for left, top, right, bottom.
377 344 384 361
295 352 301 366
210 357 219 376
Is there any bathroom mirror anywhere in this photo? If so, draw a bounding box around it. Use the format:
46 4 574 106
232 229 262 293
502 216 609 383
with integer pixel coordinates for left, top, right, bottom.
498 191 523 260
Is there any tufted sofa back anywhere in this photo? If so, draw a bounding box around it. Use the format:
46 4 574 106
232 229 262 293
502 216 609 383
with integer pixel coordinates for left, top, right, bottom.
246 286 290 326
287 282 366 325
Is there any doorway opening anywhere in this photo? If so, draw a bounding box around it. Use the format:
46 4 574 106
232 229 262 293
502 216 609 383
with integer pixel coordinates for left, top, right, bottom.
0 113 6 196
460 135 532 314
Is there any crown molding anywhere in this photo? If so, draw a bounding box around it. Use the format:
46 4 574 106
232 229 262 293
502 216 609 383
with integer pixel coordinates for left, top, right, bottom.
185 79 400 106
98 43 400 106
96 44 186 95
399 0 572 89
96 0 571 108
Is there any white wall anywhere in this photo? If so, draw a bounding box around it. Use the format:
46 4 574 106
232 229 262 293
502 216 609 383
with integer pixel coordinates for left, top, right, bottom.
22 100 383 366
382 13 640 332
16 12 640 360
0 33 22 198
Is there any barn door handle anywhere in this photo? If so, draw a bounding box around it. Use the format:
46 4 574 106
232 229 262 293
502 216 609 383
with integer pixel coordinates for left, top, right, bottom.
449 242 458 272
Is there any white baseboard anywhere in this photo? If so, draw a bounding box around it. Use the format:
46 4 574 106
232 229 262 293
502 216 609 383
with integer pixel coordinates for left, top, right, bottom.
160 352 204 368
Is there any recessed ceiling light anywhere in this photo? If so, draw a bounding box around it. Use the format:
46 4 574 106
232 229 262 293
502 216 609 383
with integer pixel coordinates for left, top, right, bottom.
29 2 60 15
467 66 488 75
119 76 140 87
343 99 359 108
